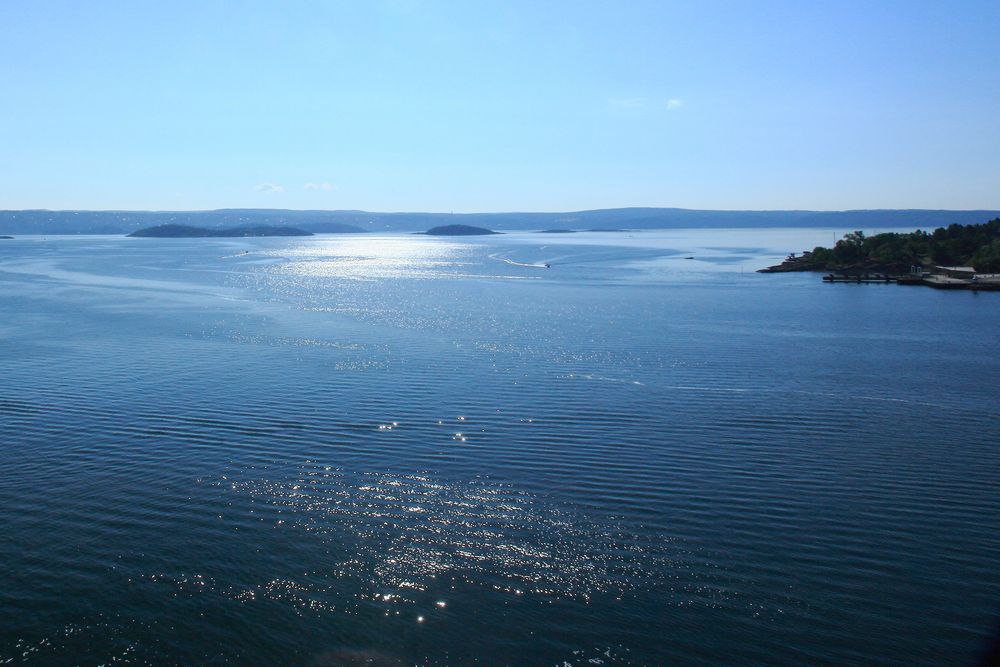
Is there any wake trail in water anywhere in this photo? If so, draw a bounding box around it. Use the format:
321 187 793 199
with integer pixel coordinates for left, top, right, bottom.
488 253 551 269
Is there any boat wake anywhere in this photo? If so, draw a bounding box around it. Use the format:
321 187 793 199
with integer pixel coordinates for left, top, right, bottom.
489 253 551 269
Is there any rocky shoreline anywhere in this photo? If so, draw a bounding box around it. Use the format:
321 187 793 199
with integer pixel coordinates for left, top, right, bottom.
759 253 1000 291
757 251 905 275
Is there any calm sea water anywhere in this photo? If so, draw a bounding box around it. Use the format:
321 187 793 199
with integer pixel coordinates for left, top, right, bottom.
1 229 998 666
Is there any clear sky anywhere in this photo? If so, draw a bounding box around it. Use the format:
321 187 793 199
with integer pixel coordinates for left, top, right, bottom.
2 0 999 212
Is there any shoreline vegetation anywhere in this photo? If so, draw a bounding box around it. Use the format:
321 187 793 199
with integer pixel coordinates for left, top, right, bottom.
759 218 1000 273
758 218 1000 290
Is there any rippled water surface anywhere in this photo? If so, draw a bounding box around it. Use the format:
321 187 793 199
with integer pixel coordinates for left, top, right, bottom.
1 230 998 665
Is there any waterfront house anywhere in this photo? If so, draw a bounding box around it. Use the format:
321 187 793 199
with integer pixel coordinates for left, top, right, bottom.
934 266 977 279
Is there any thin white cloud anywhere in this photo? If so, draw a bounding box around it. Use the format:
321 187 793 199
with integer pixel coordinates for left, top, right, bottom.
303 182 334 191
666 99 683 110
609 97 645 109
255 182 284 194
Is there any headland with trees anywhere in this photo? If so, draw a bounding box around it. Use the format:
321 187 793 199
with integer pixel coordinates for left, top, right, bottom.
760 218 1000 274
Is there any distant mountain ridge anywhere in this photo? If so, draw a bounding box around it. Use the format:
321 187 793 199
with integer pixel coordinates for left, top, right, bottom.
2 207 999 235
128 224 313 238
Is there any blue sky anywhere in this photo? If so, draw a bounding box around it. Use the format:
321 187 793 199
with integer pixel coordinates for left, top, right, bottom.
2 0 998 211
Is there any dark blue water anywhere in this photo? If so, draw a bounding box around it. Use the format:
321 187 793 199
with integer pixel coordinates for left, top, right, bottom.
1 230 998 665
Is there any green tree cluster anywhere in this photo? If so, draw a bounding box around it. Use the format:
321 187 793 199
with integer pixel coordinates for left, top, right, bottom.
806 218 1000 271
970 239 1000 273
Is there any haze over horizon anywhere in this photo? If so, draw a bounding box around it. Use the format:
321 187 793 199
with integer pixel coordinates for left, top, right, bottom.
3 1 999 212
7 205 1000 215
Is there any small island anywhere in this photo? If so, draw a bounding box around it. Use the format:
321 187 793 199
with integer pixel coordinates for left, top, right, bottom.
0 235 13 239
423 224 499 236
538 229 577 234
128 224 314 238
300 222 367 234
759 218 1000 290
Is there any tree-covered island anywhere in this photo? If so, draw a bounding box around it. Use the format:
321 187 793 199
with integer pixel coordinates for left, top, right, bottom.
760 218 1000 274
423 224 499 236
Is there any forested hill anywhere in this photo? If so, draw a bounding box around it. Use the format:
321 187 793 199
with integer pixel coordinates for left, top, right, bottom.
763 218 1000 273
3 208 1000 235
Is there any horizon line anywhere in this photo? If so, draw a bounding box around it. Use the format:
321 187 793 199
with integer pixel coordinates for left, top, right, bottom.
4 206 1000 215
